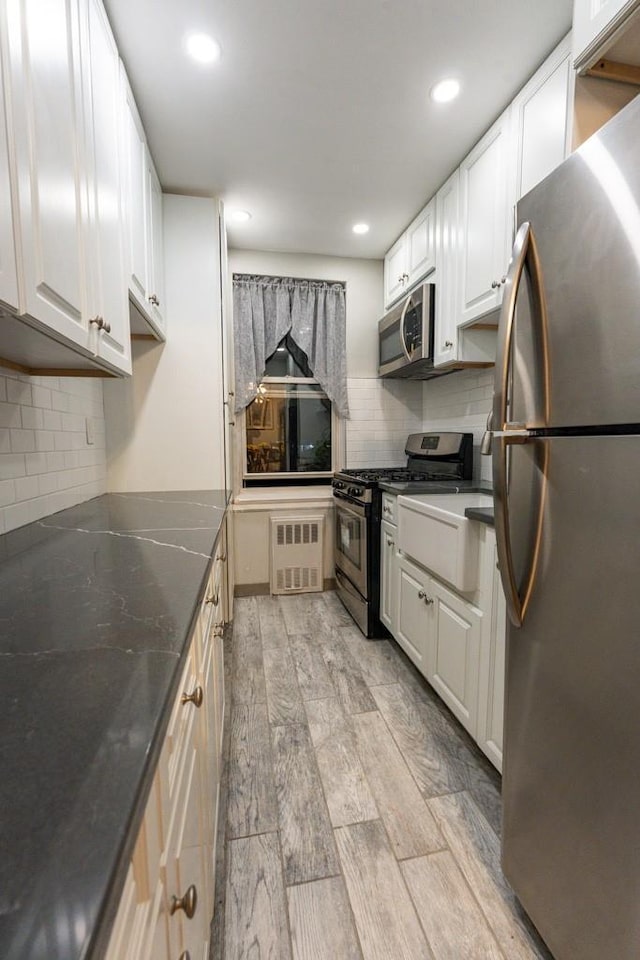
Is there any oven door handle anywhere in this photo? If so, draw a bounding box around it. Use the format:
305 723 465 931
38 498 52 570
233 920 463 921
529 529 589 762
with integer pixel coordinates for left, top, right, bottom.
333 492 367 516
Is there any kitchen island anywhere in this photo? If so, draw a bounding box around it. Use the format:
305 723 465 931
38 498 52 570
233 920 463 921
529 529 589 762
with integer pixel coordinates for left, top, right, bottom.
0 490 228 960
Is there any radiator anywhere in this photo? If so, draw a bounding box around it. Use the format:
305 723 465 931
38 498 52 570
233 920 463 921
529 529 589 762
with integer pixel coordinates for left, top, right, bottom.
270 516 324 594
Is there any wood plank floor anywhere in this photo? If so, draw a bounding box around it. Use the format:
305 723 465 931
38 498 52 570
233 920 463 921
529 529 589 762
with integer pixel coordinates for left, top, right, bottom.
212 592 553 960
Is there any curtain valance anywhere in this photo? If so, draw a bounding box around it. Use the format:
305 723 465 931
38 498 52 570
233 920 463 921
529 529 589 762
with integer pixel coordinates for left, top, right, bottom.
232 274 349 418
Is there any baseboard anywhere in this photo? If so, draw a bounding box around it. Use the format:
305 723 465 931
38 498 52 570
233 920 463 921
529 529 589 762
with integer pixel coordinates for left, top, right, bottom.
234 582 270 597
234 578 336 598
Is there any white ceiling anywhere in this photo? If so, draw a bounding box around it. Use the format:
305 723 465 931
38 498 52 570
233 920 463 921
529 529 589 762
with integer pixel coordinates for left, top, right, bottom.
103 0 573 259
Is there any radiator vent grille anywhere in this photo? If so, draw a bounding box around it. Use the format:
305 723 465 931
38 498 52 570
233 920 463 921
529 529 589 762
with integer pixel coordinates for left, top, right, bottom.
270 516 324 595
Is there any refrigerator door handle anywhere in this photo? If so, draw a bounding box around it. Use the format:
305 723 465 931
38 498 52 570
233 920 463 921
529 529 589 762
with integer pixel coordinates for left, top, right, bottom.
493 221 549 627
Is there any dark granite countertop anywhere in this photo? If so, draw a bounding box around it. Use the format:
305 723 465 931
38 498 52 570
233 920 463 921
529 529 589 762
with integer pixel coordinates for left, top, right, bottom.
464 506 495 526
378 479 493 496
0 490 228 960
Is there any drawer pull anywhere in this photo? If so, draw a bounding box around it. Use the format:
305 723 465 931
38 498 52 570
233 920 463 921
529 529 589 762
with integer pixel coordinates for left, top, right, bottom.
418 590 434 605
148 293 160 307
181 686 203 708
216 552 227 563
170 884 197 919
205 591 220 606
213 621 224 636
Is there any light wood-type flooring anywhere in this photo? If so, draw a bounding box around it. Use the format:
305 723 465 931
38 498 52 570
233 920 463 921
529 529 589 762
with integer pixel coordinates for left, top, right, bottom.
211 591 553 960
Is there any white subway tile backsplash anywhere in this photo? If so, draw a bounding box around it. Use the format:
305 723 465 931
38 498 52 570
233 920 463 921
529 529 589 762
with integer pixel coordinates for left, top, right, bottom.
0 369 106 533
10 428 36 453
0 453 26 480
6 379 31 405
0 402 21 428
21 406 44 430
423 368 494 483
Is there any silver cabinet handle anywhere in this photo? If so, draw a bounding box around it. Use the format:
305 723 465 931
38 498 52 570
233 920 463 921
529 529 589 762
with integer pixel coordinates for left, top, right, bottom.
417 590 433 605
444 339 453 348
386 537 394 547
90 316 111 334
148 293 160 307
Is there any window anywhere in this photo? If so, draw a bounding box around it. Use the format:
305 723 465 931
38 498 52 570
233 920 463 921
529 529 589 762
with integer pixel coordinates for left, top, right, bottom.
243 337 335 486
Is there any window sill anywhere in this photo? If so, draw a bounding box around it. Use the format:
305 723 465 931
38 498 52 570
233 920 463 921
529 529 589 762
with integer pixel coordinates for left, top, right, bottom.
233 485 334 511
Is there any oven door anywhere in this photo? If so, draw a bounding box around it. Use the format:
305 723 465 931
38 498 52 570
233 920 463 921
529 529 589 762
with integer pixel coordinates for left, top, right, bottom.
334 495 368 598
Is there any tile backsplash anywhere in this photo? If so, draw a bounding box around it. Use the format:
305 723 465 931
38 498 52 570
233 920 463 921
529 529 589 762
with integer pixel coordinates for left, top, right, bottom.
0 369 106 534
346 378 423 468
422 369 494 482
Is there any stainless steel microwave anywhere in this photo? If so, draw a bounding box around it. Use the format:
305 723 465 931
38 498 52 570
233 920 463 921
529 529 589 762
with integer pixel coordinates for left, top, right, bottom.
378 282 435 378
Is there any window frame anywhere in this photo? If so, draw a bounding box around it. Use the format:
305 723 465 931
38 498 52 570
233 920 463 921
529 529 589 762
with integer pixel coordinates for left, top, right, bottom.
241 374 341 485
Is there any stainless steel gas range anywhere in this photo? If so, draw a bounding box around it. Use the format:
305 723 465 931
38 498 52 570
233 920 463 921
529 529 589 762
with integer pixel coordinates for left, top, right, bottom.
332 432 474 637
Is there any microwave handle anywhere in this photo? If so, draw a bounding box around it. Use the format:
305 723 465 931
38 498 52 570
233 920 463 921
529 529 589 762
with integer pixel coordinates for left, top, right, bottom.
399 294 414 362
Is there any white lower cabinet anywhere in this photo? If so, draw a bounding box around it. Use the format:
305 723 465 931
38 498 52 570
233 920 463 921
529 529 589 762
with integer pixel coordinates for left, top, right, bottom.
477 534 507 772
380 519 397 634
426 577 481 735
380 495 505 769
395 553 431 674
106 528 227 960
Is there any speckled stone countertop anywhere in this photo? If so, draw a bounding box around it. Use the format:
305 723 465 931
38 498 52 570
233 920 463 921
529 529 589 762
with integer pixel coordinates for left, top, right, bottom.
464 505 495 526
0 491 228 960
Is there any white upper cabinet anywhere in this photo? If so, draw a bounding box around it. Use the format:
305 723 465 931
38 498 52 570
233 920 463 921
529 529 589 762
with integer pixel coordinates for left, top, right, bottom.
511 34 574 202
406 198 435 288
82 0 131 374
146 155 165 334
458 109 511 327
123 70 166 340
0 14 19 315
383 197 436 308
434 170 459 368
383 234 407 307
5 0 91 351
573 0 640 69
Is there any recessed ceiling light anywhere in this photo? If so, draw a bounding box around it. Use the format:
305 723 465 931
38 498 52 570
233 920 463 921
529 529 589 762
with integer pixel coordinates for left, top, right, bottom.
430 78 461 104
185 32 221 65
230 209 252 223
352 223 369 235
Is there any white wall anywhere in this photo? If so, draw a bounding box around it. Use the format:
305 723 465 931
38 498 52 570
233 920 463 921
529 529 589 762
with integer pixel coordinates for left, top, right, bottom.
105 195 225 492
422 369 494 482
0 370 106 534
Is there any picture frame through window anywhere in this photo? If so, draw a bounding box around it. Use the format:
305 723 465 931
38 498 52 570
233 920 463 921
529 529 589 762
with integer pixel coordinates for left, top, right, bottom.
246 397 273 430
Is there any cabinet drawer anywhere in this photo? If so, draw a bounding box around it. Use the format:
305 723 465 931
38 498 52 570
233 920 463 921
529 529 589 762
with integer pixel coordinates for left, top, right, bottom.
381 493 397 525
157 648 199 815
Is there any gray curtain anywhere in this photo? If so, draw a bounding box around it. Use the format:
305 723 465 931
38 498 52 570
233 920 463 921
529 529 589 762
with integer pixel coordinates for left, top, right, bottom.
232 274 350 418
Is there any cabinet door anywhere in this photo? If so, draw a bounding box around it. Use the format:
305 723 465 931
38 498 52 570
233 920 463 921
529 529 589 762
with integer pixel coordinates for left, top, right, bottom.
0 12 19 314
573 0 640 69
380 519 397 633
433 169 459 367
426 578 482 737
512 35 573 202
123 75 149 314
383 235 407 307
83 0 131 374
395 554 432 672
6 0 90 349
478 539 506 772
458 111 511 326
406 197 436 287
146 154 165 335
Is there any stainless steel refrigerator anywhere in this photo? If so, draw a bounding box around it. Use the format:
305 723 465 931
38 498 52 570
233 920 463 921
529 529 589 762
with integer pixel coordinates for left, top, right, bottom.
491 93 640 960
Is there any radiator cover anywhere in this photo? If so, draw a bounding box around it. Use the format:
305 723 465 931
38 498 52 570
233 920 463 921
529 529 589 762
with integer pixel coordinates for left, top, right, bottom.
270 516 324 594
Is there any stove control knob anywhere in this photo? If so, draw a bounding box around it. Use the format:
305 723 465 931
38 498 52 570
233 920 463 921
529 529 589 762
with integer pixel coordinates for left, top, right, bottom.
350 487 363 497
